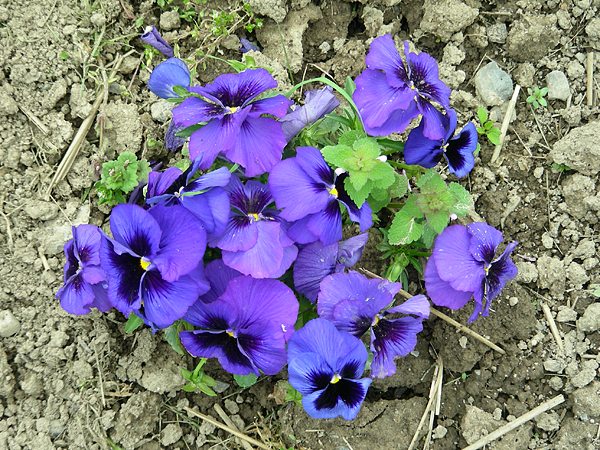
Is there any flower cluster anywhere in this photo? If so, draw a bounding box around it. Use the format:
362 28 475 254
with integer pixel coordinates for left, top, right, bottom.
56 28 520 423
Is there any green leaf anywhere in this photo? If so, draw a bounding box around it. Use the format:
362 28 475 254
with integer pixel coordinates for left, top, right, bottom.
348 169 370 191
388 208 423 245
234 373 258 388
171 85 190 97
417 169 446 194
175 123 205 138
125 312 143 333
540 87 548 96
344 76 356 96
164 323 185 355
390 173 408 199
426 208 450 234
367 188 391 213
420 222 438 248
181 368 193 381
377 138 404 153
484 121 493 131
182 383 197 392
487 132 501 146
448 182 472 216
539 97 547 107
338 130 367 147
343 177 372 207
284 382 303 406
370 162 396 189
197 383 217 396
477 107 487 124
321 144 354 168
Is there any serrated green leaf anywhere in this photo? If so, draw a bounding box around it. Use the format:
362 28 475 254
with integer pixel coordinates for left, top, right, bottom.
420 223 438 248
339 130 367 147
390 173 408 199
388 208 423 245
403 194 423 218
125 312 143 333
348 169 370 191
418 169 446 194
370 162 396 189
343 177 371 207
234 373 258 388
367 188 391 213
165 324 185 355
426 208 450 234
448 182 472 216
321 145 354 168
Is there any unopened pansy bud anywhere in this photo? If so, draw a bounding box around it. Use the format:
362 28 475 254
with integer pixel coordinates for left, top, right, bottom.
239 37 259 53
141 25 174 57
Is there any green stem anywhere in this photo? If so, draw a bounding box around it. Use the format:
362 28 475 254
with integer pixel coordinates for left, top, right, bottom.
284 77 364 131
387 202 405 209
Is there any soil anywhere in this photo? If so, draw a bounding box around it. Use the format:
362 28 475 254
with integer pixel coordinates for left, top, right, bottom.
1 0 600 449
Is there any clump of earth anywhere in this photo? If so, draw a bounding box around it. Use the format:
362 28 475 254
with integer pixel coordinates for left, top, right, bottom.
1 0 600 449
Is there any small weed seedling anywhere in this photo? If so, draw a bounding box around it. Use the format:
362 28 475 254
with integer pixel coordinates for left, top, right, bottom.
182 359 217 396
476 107 502 146
94 152 150 206
526 86 548 109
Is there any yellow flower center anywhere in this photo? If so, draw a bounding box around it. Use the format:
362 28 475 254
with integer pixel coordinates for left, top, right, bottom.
330 373 341 384
249 213 260 221
227 331 235 337
328 187 338 198
140 259 151 271
229 106 238 113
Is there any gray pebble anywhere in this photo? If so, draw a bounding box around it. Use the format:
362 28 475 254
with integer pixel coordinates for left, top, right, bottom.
487 23 507 43
475 61 513 106
546 71 570 101
544 359 562 373
0 310 20 337
577 303 600 333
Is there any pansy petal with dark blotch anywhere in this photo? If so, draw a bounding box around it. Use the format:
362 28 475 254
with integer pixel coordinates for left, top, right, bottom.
200 68 277 108
370 316 423 378
236 322 288 375
57 274 96 315
445 122 477 178
466 222 505 264
403 121 444 169
364 34 407 86
293 240 339 302
404 42 450 107
73 224 102 267
109 204 161 259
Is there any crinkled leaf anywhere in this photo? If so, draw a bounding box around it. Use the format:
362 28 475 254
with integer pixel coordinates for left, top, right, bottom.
389 207 423 245
370 162 396 189
367 188 391 213
234 373 258 388
321 144 354 168
425 208 450 235
417 169 446 194
421 222 437 248
448 182 472 216
390 172 408 199
339 130 367 147
344 177 372 207
348 169 370 191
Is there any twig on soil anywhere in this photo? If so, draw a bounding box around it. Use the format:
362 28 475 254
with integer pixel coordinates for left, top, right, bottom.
529 104 551 150
38 247 51 271
0 195 13 251
587 52 594 107
490 84 520 164
343 437 355 450
510 126 532 157
94 344 106 408
541 302 564 352
214 403 253 450
461 394 565 450
185 407 269 449
359 268 506 354
45 50 134 200
407 356 444 450
19 105 49 135
309 63 335 81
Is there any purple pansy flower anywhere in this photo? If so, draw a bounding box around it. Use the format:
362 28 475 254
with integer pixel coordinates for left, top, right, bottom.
424 223 518 323
146 157 231 240
141 25 174 57
239 37 259 53
353 34 451 140
100 204 209 329
404 108 477 178
293 233 369 302
148 58 191 99
198 259 243 304
287 318 372 420
317 271 429 379
269 146 373 245
172 68 292 177
57 225 111 315
280 86 340 142
180 276 298 376
212 174 297 278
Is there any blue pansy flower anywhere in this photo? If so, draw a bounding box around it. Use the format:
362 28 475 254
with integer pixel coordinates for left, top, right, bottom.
404 108 478 178
100 204 209 329
269 146 372 245
148 57 191 99
57 225 111 315
172 68 292 177
353 34 451 140
317 271 429 379
287 318 372 420
140 25 174 57
424 223 518 323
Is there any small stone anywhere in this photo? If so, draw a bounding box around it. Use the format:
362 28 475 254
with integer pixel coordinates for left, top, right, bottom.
536 412 560 431
556 307 577 322
161 423 182 446
548 376 564 390
432 425 447 439
0 85 19 116
459 336 468 348
509 297 519 306
541 232 554 249
567 261 589 286
544 359 562 373
160 10 181 31
150 100 173 123
573 239 596 259
0 310 20 337
487 23 507 43
534 167 544 178
475 61 513 106
224 399 239 415
578 303 600 333
571 369 597 389
213 380 230 393
566 60 585 80
556 9 571 30
546 71 570 101
492 408 502 421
